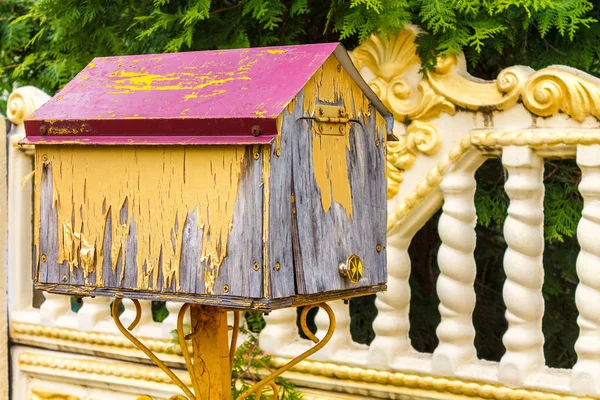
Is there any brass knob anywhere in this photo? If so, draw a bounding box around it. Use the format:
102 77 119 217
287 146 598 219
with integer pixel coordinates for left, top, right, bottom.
338 254 363 284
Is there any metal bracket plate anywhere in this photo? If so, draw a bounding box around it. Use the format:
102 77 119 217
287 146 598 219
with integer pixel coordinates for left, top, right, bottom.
315 105 349 136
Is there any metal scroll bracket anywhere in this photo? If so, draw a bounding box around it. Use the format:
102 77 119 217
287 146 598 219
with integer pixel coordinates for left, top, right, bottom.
111 298 336 400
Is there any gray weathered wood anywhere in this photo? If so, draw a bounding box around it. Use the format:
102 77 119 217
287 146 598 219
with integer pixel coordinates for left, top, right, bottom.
36 281 385 311
289 100 387 295
37 162 52 283
214 147 264 298
267 93 304 299
122 218 138 289
179 209 199 294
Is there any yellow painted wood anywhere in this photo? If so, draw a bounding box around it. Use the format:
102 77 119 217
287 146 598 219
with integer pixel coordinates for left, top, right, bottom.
190 305 232 400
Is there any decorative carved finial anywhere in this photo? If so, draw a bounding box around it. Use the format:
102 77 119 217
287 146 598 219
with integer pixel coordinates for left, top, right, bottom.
6 86 50 126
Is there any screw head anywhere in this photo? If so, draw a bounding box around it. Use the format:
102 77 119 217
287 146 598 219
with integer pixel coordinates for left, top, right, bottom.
62 275 68 282
40 254 47 263
41 154 48 163
376 244 382 253
253 151 260 160
251 125 261 137
339 125 346 134
319 107 324 115
375 138 380 147
275 262 281 271
253 262 260 271
223 284 229 293
39 125 47 135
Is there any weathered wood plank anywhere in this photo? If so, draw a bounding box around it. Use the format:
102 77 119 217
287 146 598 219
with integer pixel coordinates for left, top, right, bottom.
290 104 387 294
123 218 138 289
268 94 303 299
37 162 52 283
178 209 199 294
35 282 386 311
214 147 264 298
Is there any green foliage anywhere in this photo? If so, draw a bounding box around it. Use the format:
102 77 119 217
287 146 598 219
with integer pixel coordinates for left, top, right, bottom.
1 0 600 105
152 301 170 323
245 312 266 333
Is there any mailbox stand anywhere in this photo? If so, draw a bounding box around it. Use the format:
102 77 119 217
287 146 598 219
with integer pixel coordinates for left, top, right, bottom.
24 44 392 399
115 299 335 400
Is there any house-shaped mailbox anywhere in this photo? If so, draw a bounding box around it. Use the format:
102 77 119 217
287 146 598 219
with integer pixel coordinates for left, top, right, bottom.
24 44 393 310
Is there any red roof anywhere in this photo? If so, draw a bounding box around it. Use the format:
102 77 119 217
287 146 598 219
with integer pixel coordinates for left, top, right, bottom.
24 43 391 145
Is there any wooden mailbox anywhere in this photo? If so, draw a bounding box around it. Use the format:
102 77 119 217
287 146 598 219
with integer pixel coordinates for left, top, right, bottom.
24 44 393 311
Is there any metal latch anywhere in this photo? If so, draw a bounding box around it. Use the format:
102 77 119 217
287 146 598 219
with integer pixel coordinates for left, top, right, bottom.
315 105 349 136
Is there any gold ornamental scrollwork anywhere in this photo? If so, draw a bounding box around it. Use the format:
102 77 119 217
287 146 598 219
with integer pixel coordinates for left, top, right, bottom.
387 121 441 198
428 55 532 111
30 389 81 400
351 27 455 122
521 66 600 121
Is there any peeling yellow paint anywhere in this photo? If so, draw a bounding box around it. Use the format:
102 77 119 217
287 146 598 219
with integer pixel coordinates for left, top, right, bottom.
180 108 190 115
266 49 288 54
200 89 226 98
34 146 246 293
302 55 372 219
184 92 198 101
88 63 96 69
105 69 251 93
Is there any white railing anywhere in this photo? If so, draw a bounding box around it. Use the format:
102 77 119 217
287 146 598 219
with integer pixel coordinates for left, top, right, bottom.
11 27 600 400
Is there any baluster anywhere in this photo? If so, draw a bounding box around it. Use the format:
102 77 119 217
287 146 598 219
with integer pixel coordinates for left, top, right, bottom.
498 146 545 386
432 170 477 375
571 145 600 396
39 292 73 327
313 300 361 362
368 232 411 369
77 296 112 331
259 308 299 355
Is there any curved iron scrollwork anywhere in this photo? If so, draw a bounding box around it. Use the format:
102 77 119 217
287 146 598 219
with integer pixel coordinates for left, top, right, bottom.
111 298 335 400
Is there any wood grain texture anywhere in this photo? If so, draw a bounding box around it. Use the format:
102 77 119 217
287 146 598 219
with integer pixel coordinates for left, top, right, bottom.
267 97 302 299
290 98 387 295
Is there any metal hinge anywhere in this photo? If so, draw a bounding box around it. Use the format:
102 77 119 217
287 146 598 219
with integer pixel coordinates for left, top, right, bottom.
315 105 349 136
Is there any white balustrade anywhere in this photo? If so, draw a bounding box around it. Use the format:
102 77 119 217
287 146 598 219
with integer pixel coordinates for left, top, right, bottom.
368 232 412 369
499 146 545 386
313 300 367 365
572 145 600 396
78 297 113 332
39 293 76 328
259 308 300 356
432 170 477 375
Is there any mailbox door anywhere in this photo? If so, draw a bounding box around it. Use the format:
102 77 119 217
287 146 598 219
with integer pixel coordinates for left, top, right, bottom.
289 109 387 295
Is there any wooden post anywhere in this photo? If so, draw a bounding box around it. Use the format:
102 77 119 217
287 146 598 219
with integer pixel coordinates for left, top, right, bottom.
190 305 232 400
